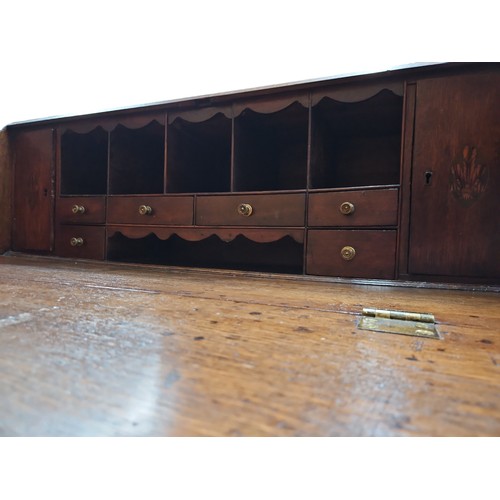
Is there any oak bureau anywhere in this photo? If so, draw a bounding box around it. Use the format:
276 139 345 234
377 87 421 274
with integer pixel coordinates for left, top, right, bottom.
5 63 500 285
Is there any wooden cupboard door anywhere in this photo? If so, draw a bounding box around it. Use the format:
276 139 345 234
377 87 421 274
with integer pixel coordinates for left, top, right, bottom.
409 71 500 279
13 129 54 252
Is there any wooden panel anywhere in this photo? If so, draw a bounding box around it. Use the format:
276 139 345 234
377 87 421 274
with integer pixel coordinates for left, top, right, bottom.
56 196 106 224
397 82 417 277
307 229 396 278
196 193 306 226
0 129 11 252
55 225 105 260
409 71 500 279
308 188 398 227
12 128 53 252
107 196 193 225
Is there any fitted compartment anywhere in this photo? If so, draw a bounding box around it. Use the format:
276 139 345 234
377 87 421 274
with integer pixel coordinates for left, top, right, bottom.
109 121 165 194
57 196 106 225
196 193 306 226
167 113 231 193
306 229 397 279
308 188 399 227
310 90 403 189
234 102 308 191
107 195 193 225
55 225 106 260
60 127 108 195
107 233 304 274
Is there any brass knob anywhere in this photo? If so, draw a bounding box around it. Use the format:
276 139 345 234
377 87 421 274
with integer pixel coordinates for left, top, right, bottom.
341 246 356 261
139 205 152 216
237 203 253 217
72 205 86 214
339 202 355 215
70 237 84 247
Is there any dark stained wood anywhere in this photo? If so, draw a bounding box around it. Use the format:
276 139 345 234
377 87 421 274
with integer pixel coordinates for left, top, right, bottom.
107 196 194 225
308 188 398 227
166 113 232 193
55 225 106 260
59 127 108 196
309 89 402 190
57 196 106 225
307 229 397 279
0 254 499 436
109 121 165 195
397 82 417 278
11 128 54 252
196 193 306 226
0 129 11 253
409 71 500 279
234 102 309 192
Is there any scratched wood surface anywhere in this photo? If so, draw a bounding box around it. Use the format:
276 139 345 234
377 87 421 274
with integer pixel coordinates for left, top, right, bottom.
0 255 498 436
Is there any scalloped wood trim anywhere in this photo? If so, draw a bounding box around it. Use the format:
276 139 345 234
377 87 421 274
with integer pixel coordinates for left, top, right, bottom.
168 106 232 124
233 94 309 116
311 82 403 106
59 114 165 134
107 226 304 244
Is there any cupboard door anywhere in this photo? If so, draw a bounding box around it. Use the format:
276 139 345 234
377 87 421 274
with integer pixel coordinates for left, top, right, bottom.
12 128 54 252
409 71 500 279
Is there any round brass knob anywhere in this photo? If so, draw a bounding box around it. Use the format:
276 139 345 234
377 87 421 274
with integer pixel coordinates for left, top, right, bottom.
341 246 356 261
70 237 84 247
139 205 152 216
72 205 86 214
237 203 253 217
339 202 355 215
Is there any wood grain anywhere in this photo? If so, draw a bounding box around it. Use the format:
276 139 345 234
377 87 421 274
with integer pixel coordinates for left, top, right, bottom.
0 129 11 252
409 71 500 279
11 128 54 252
0 255 498 436
196 193 306 226
308 188 398 227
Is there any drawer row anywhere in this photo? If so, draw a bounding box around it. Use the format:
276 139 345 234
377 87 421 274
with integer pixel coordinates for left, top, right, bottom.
57 188 399 227
55 225 397 279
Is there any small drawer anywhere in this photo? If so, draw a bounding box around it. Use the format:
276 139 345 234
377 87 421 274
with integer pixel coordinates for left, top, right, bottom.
55 225 106 260
306 229 396 279
308 188 398 227
107 196 193 225
57 196 106 224
196 193 306 226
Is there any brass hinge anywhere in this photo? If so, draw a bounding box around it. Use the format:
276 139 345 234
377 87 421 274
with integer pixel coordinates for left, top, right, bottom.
358 308 440 339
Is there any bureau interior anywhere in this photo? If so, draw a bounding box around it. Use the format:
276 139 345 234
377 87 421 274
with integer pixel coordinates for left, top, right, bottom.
59 93 402 196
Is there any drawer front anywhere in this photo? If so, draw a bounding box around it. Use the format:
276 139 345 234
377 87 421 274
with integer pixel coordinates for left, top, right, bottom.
306 229 396 279
107 196 193 225
57 196 106 224
308 188 398 227
55 225 106 260
196 193 306 226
